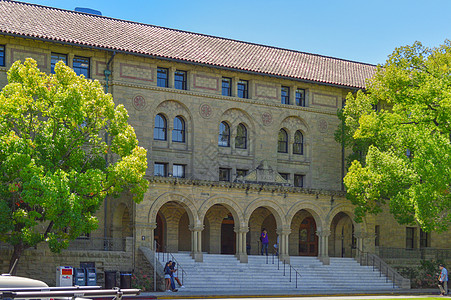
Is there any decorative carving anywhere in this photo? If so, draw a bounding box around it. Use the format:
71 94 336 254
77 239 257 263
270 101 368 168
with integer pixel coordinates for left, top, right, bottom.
262 112 273 126
132 95 146 111
199 103 213 119
236 160 290 186
318 119 328 133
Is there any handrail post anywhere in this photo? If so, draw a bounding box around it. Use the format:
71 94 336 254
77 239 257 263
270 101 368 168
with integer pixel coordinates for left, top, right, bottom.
296 271 298 288
278 256 280 270
283 260 286 276
289 265 292 282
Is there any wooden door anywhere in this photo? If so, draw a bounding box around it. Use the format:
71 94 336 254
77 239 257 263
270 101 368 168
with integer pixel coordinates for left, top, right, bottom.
299 217 318 256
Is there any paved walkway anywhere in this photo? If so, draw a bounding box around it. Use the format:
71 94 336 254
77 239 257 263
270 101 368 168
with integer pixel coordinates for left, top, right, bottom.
140 288 442 299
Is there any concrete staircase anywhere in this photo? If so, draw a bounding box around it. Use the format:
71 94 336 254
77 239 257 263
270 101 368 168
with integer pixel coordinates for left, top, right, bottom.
157 253 399 292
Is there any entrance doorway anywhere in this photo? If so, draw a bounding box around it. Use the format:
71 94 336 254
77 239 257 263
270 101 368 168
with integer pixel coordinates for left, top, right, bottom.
221 213 236 254
155 213 164 251
299 217 318 256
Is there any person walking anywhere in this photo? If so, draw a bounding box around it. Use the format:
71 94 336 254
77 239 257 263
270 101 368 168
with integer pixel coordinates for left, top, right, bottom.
260 228 269 256
171 261 185 289
438 264 448 296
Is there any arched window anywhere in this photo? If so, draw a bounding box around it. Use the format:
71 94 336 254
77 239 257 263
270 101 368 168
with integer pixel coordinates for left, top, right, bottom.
278 129 288 153
293 130 304 155
172 116 185 143
218 122 230 147
154 114 167 141
235 123 247 149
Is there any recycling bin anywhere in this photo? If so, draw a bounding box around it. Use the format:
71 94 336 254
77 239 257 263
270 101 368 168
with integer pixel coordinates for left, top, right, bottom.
86 267 97 286
104 270 117 289
73 268 86 286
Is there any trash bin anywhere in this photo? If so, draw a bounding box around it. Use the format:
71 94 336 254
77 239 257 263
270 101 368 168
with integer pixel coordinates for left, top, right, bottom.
119 272 132 289
73 268 86 286
104 270 117 289
86 267 97 286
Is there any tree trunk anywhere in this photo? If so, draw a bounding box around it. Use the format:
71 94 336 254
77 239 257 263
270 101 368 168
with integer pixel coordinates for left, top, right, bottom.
9 244 24 275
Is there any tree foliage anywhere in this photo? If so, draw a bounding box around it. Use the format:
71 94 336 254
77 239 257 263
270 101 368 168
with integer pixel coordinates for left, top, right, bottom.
0 59 148 269
341 41 451 232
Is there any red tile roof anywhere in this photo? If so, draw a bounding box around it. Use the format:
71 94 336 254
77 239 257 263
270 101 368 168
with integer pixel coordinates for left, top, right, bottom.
0 0 376 89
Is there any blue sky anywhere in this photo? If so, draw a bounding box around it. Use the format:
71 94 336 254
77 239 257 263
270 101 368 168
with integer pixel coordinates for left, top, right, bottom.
24 0 451 65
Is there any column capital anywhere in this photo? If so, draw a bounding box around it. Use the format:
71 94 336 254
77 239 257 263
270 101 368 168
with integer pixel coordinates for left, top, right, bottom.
276 228 291 235
190 225 204 231
135 222 157 230
316 229 331 237
234 226 249 234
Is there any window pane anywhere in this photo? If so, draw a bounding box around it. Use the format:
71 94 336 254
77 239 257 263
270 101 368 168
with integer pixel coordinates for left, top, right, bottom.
236 169 248 178
222 77 231 96
73 56 90 77
218 122 230 147
296 89 306 106
294 174 304 187
236 123 247 149
173 164 185 178
157 67 168 87
219 168 230 181
172 116 185 143
293 131 304 155
237 80 248 99
154 114 167 140
154 163 167 177
51 53 67 74
174 70 187 90
278 129 288 153
0 45 4 67
281 86 290 105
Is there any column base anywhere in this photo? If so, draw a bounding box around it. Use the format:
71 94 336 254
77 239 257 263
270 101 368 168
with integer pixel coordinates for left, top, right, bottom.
318 256 330 265
236 253 248 263
193 252 203 262
279 254 290 264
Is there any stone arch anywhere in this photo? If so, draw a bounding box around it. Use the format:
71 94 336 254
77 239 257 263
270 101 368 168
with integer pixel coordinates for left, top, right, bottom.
148 192 198 226
111 202 133 238
244 198 286 228
286 201 325 231
220 108 256 129
155 100 193 123
325 204 367 232
198 196 244 227
280 116 310 134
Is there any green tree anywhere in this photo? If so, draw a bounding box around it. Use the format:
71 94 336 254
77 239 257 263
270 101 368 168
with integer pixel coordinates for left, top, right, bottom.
0 59 148 272
341 41 451 232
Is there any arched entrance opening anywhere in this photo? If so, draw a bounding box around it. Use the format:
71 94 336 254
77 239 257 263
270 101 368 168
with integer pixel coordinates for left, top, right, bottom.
155 212 165 251
111 203 132 239
203 204 236 254
289 210 318 256
121 207 132 238
154 201 192 252
330 212 355 257
221 213 236 254
247 207 278 255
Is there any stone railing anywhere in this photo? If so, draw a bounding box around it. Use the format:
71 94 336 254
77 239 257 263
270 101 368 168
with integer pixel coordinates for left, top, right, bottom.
376 247 451 261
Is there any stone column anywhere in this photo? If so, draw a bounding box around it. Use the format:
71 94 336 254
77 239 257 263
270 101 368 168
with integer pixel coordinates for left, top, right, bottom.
169 67 176 88
191 225 204 262
235 226 249 263
277 227 291 263
317 229 331 265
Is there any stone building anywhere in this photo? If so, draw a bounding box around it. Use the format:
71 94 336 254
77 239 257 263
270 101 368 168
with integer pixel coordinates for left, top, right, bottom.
0 1 449 280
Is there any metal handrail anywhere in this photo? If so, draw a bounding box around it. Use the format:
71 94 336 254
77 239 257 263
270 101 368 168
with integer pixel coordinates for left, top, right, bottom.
354 248 410 289
260 249 302 289
283 260 302 288
154 241 187 286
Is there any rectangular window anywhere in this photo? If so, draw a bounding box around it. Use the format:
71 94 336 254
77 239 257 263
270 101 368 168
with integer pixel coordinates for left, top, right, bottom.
73 56 90 78
174 70 187 90
222 77 232 96
279 173 289 181
281 86 290 105
0 45 5 67
375 225 380 247
172 164 185 178
296 89 306 107
154 163 167 177
237 80 248 99
219 168 231 181
294 174 304 187
51 53 67 74
406 227 415 249
236 169 248 178
420 229 429 248
157 67 169 87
